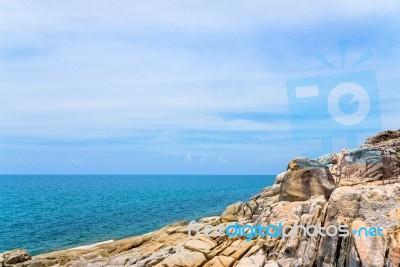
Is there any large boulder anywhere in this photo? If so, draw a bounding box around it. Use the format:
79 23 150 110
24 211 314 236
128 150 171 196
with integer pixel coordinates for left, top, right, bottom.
331 147 385 185
154 248 206 267
316 153 337 167
2 249 31 265
221 202 252 222
327 130 400 185
351 219 386 267
326 186 361 219
279 158 336 202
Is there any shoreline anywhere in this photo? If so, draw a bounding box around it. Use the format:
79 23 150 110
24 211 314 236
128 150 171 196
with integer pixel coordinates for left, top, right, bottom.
65 240 115 251
0 175 272 257
2 130 400 267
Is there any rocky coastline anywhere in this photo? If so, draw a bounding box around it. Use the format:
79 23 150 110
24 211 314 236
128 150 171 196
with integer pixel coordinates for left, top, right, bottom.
2 130 400 267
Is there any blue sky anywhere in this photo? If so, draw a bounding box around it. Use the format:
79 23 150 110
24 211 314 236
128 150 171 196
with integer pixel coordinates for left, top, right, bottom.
0 1 399 174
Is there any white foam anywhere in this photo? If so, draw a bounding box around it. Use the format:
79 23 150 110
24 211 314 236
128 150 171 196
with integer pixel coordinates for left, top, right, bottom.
67 240 114 251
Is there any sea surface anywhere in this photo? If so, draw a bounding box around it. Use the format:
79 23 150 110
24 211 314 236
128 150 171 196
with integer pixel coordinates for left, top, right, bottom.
0 175 275 255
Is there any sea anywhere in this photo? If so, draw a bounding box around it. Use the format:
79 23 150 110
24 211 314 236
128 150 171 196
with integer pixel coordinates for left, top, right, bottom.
0 175 275 255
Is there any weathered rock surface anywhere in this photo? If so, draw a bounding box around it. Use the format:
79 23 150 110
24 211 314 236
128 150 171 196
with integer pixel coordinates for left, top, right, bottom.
1 250 31 266
318 130 400 186
203 256 235 267
3 130 400 267
221 202 252 222
154 248 206 267
279 157 336 201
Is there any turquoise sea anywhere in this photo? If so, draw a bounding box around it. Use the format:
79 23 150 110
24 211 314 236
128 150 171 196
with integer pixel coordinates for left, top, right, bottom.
0 175 275 255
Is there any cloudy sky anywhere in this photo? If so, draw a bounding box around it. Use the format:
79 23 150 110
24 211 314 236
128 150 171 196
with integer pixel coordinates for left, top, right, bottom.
1 1 399 174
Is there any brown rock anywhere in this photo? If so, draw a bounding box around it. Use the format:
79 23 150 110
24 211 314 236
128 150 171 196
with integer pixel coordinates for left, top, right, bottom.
203 255 235 267
351 219 386 267
264 261 280 267
154 249 206 267
279 158 336 201
220 239 254 260
327 186 361 219
3 249 31 265
221 202 252 222
235 255 265 266
387 234 400 267
365 130 400 146
276 258 296 267
184 236 217 254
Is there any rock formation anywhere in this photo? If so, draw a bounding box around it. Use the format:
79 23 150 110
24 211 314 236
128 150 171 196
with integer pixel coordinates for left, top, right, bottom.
2 130 400 267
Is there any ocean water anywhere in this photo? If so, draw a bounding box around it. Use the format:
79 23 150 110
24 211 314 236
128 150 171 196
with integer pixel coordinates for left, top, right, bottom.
0 175 275 255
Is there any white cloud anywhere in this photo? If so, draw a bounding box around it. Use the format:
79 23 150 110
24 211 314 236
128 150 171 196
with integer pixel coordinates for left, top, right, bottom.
218 156 230 165
0 1 399 36
0 1 399 173
69 159 85 166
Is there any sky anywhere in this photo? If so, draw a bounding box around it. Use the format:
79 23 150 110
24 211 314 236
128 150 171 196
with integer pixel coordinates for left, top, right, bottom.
0 0 400 174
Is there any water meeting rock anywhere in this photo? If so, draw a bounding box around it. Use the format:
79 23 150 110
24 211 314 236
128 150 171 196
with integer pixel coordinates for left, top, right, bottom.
3 129 400 267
